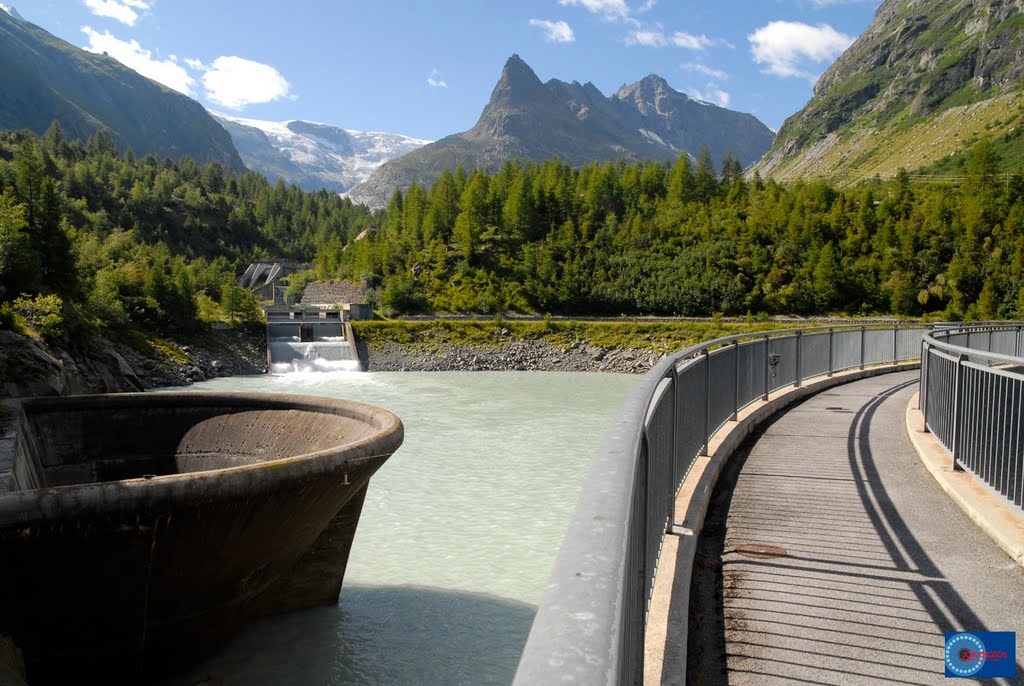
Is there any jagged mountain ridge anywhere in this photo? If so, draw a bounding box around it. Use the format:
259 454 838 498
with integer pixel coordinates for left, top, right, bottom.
211 113 430 194
0 8 243 170
753 0 1024 181
349 55 775 207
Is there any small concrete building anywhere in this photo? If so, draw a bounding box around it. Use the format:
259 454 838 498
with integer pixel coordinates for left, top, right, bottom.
301 280 372 320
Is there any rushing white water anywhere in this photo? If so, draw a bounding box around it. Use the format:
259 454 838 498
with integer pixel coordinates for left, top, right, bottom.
267 339 360 373
159 370 639 686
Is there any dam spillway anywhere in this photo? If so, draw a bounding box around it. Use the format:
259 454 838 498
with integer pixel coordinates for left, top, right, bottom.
268 337 358 372
0 392 403 685
266 313 362 372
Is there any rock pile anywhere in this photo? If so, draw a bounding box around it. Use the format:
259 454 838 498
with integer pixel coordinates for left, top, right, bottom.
357 337 662 374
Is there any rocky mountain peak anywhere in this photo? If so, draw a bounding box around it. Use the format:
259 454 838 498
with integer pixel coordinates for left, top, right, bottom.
616 74 673 101
496 54 543 93
348 55 775 208
614 74 688 118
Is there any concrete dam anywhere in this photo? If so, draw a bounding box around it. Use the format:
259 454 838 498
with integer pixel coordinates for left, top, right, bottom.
0 391 403 685
266 311 361 372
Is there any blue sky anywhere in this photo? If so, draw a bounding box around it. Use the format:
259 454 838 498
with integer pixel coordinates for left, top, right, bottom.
15 0 882 140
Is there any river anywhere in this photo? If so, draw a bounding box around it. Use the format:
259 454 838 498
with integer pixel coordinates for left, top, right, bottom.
159 370 639 686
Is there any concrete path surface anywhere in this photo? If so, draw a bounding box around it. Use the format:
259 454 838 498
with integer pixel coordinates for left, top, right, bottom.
688 372 1024 685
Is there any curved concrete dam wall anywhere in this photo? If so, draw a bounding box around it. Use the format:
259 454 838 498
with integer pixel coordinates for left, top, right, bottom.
0 392 404 685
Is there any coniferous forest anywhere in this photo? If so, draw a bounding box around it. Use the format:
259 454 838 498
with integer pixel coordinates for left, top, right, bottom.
0 124 372 339
1 123 1023 345
338 145 1024 320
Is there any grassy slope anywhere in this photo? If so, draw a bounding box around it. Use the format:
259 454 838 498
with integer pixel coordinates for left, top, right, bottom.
350 319 904 355
757 1 1024 184
764 92 1024 184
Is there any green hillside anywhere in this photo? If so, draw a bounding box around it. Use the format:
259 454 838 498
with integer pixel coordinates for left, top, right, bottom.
753 0 1024 183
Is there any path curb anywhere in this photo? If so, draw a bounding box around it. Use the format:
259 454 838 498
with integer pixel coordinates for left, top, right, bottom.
905 395 1024 569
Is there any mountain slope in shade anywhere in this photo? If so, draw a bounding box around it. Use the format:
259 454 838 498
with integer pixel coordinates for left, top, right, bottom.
0 9 243 170
348 55 775 208
211 113 430 194
752 0 1024 182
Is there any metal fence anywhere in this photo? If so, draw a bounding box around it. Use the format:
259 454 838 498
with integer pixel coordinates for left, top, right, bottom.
513 323 926 686
920 325 1024 512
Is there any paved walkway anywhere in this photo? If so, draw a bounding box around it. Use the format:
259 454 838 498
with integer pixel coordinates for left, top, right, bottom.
689 372 1024 685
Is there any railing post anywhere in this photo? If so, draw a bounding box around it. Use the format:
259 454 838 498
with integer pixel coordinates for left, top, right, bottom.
701 349 710 457
860 325 866 370
952 353 966 471
892 324 899 363
920 341 929 429
669 365 679 514
827 328 834 377
762 334 770 401
1017 326 1022 358
731 340 739 421
795 330 803 388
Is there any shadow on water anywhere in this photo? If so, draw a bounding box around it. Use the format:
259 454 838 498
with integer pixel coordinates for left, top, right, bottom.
160 585 536 686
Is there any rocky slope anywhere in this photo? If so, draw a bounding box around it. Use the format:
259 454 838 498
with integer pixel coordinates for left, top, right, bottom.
753 0 1024 182
349 55 774 207
212 113 430 193
0 328 265 399
0 8 243 169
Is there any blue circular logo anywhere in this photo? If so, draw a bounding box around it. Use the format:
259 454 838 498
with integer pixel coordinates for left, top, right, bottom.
945 633 986 677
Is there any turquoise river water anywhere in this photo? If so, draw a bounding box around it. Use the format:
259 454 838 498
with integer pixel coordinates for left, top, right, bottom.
159 370 639 686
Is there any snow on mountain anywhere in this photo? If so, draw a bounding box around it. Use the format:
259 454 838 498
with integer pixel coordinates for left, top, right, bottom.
210 111 430 195
0 4 24 19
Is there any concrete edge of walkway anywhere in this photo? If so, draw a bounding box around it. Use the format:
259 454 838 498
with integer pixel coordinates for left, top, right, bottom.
904 396 1024 570
644 362 919 686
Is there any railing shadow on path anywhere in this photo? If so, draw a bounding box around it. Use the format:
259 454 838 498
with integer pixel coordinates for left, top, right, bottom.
684 375 1024 685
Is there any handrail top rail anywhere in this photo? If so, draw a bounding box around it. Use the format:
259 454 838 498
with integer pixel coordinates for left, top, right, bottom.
924 325 1024 367
663 322 928 364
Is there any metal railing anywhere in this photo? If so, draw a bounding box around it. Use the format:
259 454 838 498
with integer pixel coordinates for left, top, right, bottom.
920 324 1024 512
513 323 926 685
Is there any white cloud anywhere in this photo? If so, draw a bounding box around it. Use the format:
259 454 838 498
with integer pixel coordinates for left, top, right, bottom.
81 26 194 95
529 19 575 43
427 68 447 89
681 62 728 80
558 0 631 21
200 56 292 109
672 31 715 50
82 0 150 27
626 29 667 47
184 57 206 71
687 86 731 108
626 29 718 50
748 21 853 79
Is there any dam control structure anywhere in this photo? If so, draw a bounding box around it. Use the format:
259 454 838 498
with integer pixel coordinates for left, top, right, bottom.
265 306 363 372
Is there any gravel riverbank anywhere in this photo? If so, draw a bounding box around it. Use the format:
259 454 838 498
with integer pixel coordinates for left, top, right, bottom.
357 337 662 374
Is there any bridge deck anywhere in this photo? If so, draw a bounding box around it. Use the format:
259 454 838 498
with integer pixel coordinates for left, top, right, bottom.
687 372 1024 685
